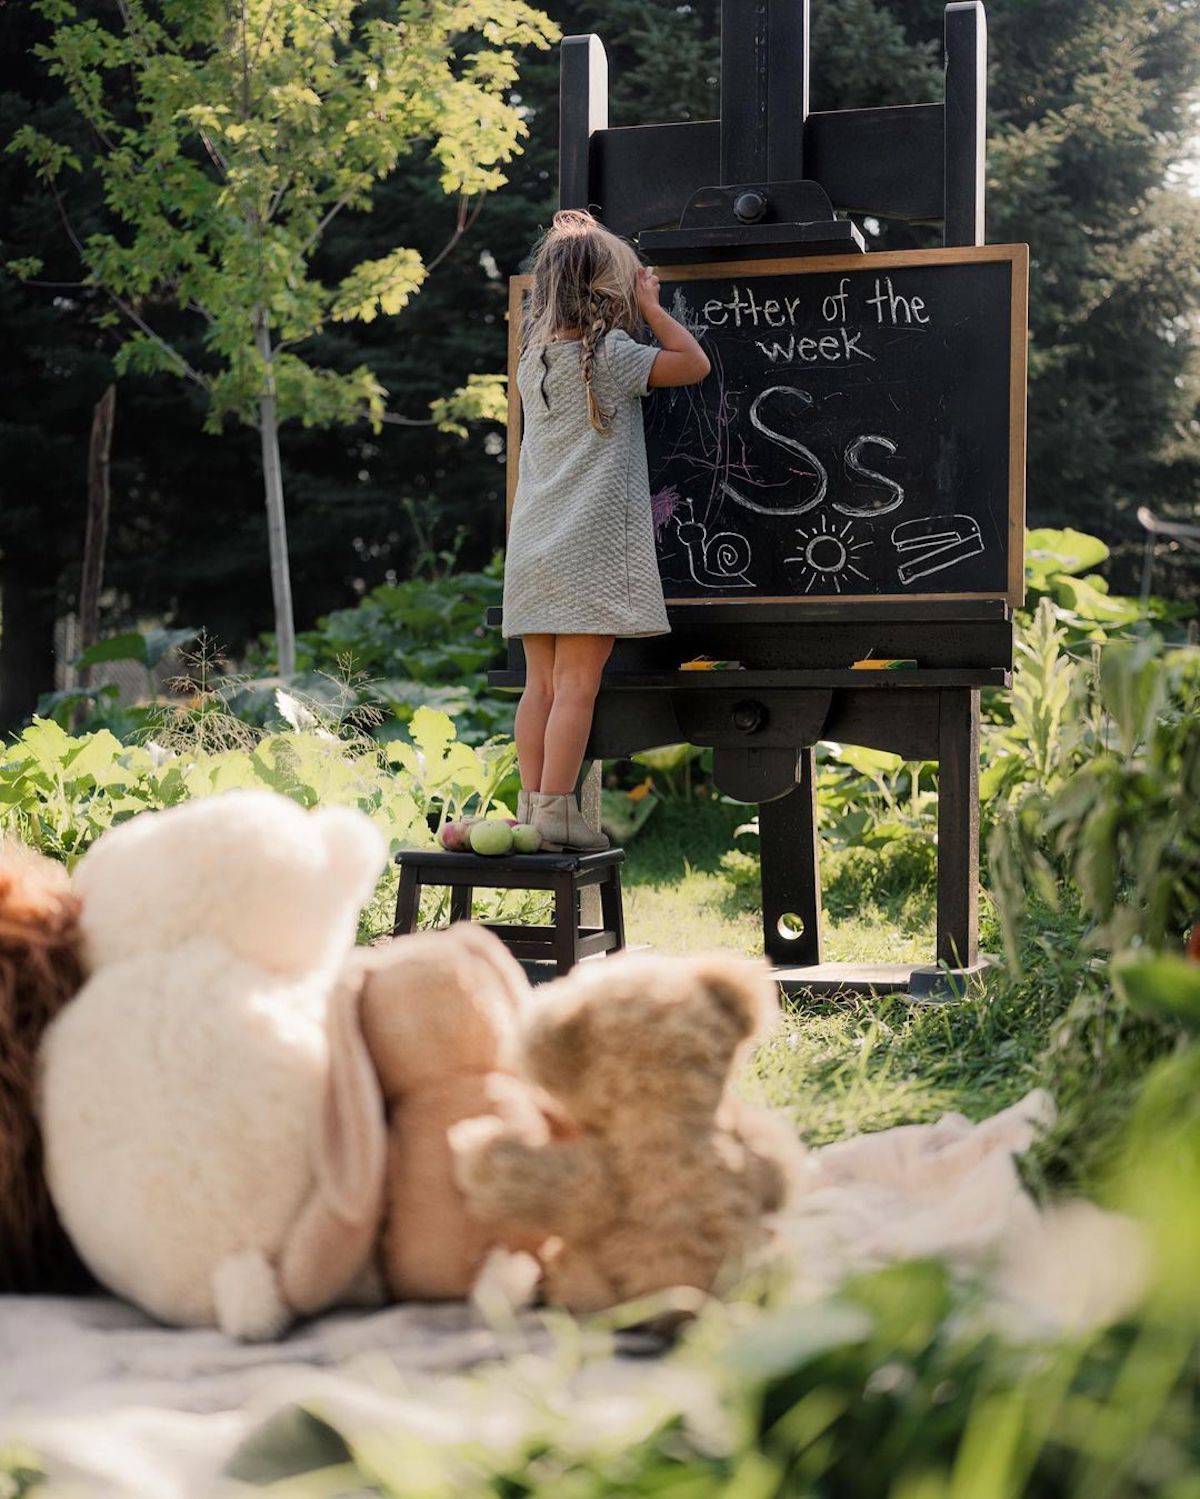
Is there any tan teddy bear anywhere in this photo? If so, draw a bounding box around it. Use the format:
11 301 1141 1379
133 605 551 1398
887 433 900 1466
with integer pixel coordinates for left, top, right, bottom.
450 948 804 1313
355 922 564 1301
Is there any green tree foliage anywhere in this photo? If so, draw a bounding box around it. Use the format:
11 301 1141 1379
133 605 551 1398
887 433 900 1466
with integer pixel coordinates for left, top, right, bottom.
9 0 555 672
2 0 1197 729
882 0 1200 587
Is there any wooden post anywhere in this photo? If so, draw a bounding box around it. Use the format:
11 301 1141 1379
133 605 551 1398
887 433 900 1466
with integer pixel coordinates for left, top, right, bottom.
758 747 822 968
77 383 116 691
936 688 980 967
577 760 603 928
944 1 987 247
720 0 809 185
559 35 608 211
559 33 610 929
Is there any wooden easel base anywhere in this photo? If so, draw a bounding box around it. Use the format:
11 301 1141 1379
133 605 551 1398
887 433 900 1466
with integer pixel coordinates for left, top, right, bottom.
774 955 998 1001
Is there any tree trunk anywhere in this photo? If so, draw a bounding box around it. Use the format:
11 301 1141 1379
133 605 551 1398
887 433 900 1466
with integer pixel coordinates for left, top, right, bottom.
0 558 58 736
77 384 117 690
254 308 296 678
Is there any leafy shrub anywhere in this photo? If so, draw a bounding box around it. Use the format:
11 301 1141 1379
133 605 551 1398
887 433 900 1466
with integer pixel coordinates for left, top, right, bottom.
0 704 545 936
257 552 514 746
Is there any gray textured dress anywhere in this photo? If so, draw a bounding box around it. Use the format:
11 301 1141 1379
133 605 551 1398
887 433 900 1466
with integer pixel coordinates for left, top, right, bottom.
501 328 671 639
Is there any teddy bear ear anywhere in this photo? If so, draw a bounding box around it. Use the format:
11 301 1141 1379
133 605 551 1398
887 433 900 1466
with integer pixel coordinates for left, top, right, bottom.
690 953 778 1041
523 994 592 1089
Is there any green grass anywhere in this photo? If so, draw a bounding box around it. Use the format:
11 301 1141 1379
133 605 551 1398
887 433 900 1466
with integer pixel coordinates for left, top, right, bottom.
622 799 933 963
620 799 1163 1196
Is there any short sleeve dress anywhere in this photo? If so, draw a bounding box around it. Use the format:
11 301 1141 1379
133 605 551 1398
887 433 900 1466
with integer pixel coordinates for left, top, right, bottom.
501 328 671 639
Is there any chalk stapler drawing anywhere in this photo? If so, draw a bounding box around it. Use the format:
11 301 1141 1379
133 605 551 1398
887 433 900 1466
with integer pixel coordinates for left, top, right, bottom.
674 498 754 589
891 514 985 584
785 515 872 594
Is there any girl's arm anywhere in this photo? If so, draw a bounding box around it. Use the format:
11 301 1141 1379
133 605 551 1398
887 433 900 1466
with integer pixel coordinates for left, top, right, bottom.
638 268 711 387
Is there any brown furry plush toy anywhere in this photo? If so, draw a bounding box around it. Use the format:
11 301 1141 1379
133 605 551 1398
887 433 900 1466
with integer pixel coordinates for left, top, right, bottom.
451 949 805 1313
0 842 92 1294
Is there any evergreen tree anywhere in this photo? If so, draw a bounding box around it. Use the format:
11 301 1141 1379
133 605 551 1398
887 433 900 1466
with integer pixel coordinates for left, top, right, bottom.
3 0 1197 732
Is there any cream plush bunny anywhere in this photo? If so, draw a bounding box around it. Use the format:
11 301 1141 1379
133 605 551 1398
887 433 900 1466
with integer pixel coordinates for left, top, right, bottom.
37 790 390 1340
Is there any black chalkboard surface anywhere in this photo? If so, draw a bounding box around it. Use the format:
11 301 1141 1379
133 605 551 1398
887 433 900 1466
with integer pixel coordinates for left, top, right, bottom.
643 246 1028 606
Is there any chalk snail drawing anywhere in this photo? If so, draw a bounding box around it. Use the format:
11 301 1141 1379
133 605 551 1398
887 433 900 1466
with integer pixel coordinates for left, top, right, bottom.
673 498 754 590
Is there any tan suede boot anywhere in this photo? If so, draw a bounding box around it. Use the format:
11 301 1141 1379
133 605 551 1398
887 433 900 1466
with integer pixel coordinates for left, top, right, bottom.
517 789 531 824
530 792 610 852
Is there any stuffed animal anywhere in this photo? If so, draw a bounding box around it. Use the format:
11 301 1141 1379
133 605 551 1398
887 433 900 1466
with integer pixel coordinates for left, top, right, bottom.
451 949 804 1312
0 842 92 1295
354 921 562 1301
37 790 391 1339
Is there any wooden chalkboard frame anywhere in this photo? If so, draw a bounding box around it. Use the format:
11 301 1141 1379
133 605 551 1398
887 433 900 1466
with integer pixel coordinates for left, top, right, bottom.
505 242 1029 609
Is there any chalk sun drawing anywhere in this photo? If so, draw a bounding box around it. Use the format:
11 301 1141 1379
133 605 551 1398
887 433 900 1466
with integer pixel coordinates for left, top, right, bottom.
891 513 985 585
785 515 871 594
674 498 754 590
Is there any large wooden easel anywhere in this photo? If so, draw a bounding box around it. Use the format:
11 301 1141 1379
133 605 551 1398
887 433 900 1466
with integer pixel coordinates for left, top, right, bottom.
492 0 1027 998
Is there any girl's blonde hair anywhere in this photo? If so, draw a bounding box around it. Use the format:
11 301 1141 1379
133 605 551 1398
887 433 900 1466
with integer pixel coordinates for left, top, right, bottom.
521 209 644 433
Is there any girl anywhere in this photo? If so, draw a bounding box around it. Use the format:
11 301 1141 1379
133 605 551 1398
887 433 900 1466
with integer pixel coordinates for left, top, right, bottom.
502 209 710 852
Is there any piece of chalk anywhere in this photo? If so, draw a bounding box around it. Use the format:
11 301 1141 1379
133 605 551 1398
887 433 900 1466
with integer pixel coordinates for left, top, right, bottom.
850 659 917 670
680 657 744 671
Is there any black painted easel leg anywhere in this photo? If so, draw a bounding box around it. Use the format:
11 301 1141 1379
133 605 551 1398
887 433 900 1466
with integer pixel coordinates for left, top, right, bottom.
759 747 822 968
936 688 980 969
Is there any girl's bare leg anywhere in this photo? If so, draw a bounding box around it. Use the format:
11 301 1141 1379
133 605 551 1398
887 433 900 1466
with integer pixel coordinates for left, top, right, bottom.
540 634 615 794
514 634 555 792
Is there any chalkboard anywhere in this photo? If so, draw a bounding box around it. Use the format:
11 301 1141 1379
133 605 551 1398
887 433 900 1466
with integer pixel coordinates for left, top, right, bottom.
643 246 1027 605
504 245 1028 609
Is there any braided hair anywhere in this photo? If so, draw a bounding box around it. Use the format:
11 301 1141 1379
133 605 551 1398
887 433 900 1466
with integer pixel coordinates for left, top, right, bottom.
521 209 644 435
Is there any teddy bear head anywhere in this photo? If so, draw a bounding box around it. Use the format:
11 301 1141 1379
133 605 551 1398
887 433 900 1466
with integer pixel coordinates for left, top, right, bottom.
0 841 93 1293
519 949 778 1130
74 789 386 977
357 922 532 1098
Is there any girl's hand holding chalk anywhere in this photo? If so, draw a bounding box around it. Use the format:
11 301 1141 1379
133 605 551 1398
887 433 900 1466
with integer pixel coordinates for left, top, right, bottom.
636 265 662 317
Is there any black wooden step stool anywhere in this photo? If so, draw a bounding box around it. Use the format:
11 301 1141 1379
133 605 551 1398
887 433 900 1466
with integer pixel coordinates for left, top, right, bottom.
392 847 626 975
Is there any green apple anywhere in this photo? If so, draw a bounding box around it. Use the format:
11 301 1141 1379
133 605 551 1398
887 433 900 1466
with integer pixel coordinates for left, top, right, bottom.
469 818 515 856
511 824 543 854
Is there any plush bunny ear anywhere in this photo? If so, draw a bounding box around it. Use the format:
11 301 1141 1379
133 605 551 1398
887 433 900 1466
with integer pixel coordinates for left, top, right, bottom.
277 957 387 1317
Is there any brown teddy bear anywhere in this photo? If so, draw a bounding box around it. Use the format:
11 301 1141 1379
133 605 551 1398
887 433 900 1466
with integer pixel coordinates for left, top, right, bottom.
450 948 804 1313
355 922 565 1301
0 842 92 1294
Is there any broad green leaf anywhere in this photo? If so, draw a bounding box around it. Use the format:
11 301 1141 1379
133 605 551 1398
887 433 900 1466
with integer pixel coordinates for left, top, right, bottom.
142 627 200 668
1025 527 1110 587
409 706 456 759
825 743 904 778
631 743 703 774
77 632 150 668
1115 953 1200 1033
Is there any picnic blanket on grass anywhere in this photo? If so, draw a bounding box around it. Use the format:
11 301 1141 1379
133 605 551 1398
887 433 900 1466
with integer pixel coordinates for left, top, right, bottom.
0 1090 1148 1498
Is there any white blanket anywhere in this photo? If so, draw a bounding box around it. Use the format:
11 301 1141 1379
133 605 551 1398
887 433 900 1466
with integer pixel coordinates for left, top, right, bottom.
0 1091 1148 1498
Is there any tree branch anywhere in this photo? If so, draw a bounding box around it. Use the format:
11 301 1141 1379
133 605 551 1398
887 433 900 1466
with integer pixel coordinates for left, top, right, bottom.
198 129 228 177
300 193 353 257
423 193 482 277
376 411 439 427
48 169 210 393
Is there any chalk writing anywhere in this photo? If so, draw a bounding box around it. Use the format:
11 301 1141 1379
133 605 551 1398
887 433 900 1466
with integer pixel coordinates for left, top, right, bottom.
838 434 904 517
641 255 1017 600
